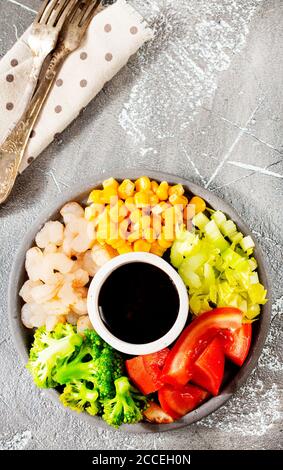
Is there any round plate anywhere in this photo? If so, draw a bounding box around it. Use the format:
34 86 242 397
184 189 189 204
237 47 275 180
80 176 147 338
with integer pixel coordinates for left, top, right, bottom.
8 169 271 433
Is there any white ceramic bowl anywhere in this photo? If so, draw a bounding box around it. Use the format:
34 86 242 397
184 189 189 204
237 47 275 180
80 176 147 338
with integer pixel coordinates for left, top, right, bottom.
87 252 189 355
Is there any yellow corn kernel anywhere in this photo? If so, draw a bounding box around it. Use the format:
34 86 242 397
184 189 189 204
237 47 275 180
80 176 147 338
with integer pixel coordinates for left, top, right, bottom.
129 208 142 225
101 187 118 204
118 179 135 199
134 191 150 208
133 239 151 252
127 230 141 243
141 214 151 230
109 199 123 220
87 189 104 204
184 203 196 220
135 176 151 192
158 238 173 249
125 197 136 211
169 194 188 206
117 242 133 254
106 220 119 243
151 180 159 193
163 206 175 240
84 204 104 221
156 181 169 201
151 214 162 238
189 196 206 214
149 194 159 206
143 227 155 243
119 219 130 240
102 177 119 191
150 241 165 257
168 184 185 197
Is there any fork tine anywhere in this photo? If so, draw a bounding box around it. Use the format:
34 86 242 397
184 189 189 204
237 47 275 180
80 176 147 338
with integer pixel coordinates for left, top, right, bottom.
38 0 59 25
79 0 100 28
50 0 79 28
71 0 93 27
34 0 50 23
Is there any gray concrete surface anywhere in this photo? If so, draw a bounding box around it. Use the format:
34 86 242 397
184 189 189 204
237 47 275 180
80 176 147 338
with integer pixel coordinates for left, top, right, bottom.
0 0 282 450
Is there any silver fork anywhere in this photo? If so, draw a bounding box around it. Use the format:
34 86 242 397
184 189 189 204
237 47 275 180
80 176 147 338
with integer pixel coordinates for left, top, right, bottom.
0 0 101 204
7 0 78 135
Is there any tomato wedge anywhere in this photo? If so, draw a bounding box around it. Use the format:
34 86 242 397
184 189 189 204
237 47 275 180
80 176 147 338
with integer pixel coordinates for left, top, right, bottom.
220 323 252 366
191 336 225 395
158 384 209 419
126 349 169 395
142 348 169 389
162 308 242 386
143 402 174 424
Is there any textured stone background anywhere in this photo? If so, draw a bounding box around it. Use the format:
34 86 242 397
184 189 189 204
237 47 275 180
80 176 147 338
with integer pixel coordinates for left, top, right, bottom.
0 0 282 450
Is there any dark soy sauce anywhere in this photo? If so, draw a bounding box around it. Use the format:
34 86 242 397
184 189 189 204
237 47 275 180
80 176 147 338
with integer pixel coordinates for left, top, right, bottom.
98 262 179 344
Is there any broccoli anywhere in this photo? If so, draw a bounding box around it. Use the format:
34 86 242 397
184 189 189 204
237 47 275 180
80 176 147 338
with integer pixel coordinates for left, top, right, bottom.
102 376 148 428
54 330 125 400
27 323 83 388
60 380 100 416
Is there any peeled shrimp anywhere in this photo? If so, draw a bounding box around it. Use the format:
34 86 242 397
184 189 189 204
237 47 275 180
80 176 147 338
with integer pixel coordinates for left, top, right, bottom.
66 312 79 326
77 315 93 334
46 315 65 331
30 281 61 304
60 202 84 224
82 250 98 276
67 217 93 253
25 247 44 281
21 303 47 329
35 221 64 248
91 244 114 267
19 280 42 303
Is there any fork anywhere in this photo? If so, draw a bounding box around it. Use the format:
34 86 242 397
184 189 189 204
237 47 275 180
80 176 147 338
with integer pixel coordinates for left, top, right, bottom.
6 0 78 136
0 0 101 204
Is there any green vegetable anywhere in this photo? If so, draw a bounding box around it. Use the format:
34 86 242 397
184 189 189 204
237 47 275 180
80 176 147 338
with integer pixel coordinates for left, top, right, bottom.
171 210 267 319
60 380 100 416
27 323 83 388
102 376 148 428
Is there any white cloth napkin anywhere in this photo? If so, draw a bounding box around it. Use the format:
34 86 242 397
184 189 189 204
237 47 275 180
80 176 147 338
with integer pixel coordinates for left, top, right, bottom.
0 0 153 172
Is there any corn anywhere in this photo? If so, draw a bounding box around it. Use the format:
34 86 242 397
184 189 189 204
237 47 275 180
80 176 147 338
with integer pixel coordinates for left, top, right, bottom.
85 204 104 221
163 206 175 240
119 219 130 240
156 181 169 201
134 191 150 208
135 176 151 192
127 230 141 243
150 241 165 257
168 184 184 197
106 221 119 243
101 187 118 204
88 189 104 204
125 197 135 211
117 242 133 254
141 214 151 230
133 239 151 252
149 194 159 206
102 177 119 191
158 238 173 249
184 203 196 220
118 179 135 199
189 196 206 214
169 194 188 206
143 227 155 243
109 199 123 221
151 181 159 193
130 208 141 225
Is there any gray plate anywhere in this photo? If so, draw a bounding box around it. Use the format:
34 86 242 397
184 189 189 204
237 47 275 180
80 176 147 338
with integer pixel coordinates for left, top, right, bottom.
8 169 271 433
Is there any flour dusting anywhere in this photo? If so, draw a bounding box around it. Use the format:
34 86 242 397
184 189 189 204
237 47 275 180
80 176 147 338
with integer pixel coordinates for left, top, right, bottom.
120 0 264 142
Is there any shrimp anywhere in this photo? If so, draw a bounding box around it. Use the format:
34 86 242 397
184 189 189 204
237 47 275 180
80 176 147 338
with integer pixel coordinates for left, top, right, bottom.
25 247 44 281
19 280 42 303
46 315 65 332
66 312 79 326
21 303 47 328
60 202 84 224
77 315 93 334
40 253 74 283
67 217 93 253
65 268 89 288
30 281 62 304
35 221 64 248
91 243 116 267
82 250 98 276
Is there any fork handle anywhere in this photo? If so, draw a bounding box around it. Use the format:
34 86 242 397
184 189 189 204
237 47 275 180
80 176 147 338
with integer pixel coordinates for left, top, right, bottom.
0 45 68 204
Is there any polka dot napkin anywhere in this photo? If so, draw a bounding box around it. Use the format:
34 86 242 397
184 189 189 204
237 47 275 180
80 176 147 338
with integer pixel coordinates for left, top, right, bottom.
0 0 153 172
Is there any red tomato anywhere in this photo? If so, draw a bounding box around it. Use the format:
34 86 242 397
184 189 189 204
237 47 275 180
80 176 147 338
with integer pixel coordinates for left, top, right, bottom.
191 336 225 396
158 383 209 419
162 307 243 386
143 402 174 424
220 323 252 366
126 349 169 395
142 348 170 389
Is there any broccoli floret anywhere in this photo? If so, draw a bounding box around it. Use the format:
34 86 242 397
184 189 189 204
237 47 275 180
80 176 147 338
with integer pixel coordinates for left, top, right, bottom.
102 376 148 428
27 323 82 388
54 330 125 400
60 380 100 416
94 344 125 400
